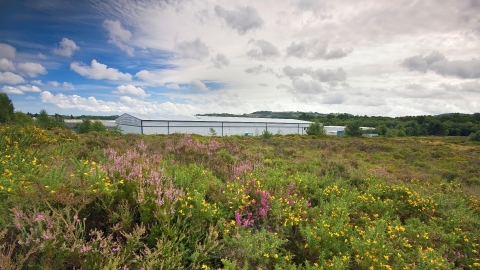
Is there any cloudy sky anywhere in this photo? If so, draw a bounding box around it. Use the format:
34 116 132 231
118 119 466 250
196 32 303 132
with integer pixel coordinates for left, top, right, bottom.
1 0 480 116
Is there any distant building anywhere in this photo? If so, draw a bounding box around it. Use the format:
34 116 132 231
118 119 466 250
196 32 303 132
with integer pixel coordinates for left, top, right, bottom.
115 113 311 136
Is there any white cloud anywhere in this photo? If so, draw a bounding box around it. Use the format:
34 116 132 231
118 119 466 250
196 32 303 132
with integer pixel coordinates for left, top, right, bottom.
37 53 47 59
31 80 43 85
48 81 60 87
189 79 208 91
135 70 164 85
402 51 480 79
16 62 47 77
211 53 230 68
103 19 134 56
40 91 199 115
176 37 209 60
246 39 280 60
0 43 16 59
1 86 23 94
53 38 80 57
286 40 353 60
0 58 15 71
63 82 75 90
1 85 41 95
215 5 264 35
166 83 180 89
0 71 25 84
113 84 148 97
70 59 132 81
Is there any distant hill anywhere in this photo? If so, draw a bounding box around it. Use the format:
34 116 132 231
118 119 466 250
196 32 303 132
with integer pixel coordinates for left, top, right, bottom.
197 111 326 119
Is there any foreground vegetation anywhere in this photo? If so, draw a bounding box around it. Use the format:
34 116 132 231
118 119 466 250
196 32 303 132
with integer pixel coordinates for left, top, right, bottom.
1 124 480 269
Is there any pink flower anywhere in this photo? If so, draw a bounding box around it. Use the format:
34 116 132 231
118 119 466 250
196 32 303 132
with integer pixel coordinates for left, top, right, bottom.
15 223 20 228
34 215 44 222
73 215 78 220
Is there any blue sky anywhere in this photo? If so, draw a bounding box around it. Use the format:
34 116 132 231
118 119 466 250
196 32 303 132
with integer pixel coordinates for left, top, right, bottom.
1 0 480 116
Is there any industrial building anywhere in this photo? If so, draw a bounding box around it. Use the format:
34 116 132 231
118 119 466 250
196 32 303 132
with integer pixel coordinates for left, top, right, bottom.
115 113 312 136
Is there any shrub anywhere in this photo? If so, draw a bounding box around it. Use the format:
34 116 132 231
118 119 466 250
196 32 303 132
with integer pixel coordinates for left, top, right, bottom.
262 129 273 139
306 120 325 137
345 121 363 137
468 130 480 142
0 93 14 124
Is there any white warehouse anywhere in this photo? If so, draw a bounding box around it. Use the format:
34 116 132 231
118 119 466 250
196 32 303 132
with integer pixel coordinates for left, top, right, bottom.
115 113 312 136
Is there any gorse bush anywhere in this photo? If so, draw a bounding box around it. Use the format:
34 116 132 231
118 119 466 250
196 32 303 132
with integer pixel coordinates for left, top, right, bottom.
1 126 480 269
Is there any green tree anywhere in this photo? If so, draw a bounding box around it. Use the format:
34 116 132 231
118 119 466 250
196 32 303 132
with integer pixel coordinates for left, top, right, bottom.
468 130 480 142
306 120 325 136
14 111 34 126
76 118 92 134
345 121 363 137
0 93 15 123
91 120 107 133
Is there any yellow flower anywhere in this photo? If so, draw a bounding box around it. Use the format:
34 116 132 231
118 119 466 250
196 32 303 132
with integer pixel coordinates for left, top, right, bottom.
50 190 56 194
274 254 279 259
264 253 269 258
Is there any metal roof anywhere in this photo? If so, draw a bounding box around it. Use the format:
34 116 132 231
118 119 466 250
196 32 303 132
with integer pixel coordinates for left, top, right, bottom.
118 113 312 124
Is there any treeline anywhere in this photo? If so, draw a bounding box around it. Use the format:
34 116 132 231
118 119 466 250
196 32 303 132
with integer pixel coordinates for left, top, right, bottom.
0 93 116 134
299 112 480 139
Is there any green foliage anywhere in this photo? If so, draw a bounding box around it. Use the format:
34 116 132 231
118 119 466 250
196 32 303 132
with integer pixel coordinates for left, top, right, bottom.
261 129 273 139
306 120 325 136
14 111 34 126
36 109 66 130
0 93 14 124
468 130 480 142
345 121 363 137
1 128 480 269
209 127 217 136
76 119 107 134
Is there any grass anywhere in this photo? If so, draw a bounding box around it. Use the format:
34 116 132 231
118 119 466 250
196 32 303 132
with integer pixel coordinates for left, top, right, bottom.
1 125 479 269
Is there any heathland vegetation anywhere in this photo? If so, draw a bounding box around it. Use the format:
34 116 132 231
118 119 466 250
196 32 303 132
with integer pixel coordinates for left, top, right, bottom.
1 93 480 269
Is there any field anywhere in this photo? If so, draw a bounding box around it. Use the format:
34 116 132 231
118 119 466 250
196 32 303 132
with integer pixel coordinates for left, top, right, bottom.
1 125 480 269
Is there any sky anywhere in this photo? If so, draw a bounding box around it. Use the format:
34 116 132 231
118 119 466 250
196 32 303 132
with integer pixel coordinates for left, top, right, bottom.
0 0 480 117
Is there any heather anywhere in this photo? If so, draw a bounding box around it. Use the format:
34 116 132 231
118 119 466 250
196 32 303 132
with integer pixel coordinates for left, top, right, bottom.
1 125 480 269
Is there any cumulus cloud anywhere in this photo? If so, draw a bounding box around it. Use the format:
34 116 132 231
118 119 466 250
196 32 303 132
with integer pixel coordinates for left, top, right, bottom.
40 91 132 112
63 82 75 90
0 58 15 71
16 62 47 77
402 51 480 79
282 66 311 79
135 70 164 85
215 5 264 35
103 19 134 56
166 83 180 89
290 79 325 94
405 83 425 90
440 80 480 93
246 39 280 60
40 91 198 115
312 68 347 84
211 53 230 68
176 37 209 60
31 80 43 85
70 59 132 81
0 71 25 84
0 43 16 59
48 81 60 87
189 79 208 91
2 85 41 95
53 38 80 57
286 40 352 60
113 84 148 97
244 64 275 75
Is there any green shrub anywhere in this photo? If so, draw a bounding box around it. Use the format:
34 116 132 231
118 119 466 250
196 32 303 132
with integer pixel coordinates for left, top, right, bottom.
306 120 325 137
468 130 480 142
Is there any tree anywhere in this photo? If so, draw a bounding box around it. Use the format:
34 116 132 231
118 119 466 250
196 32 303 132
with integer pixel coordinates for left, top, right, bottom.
306 120 325 136
468 130 480 142
91 120 107 133
14 111 34 126
345 121 363 137
76 118 92 134
0 93 15 124
36 109 53 129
